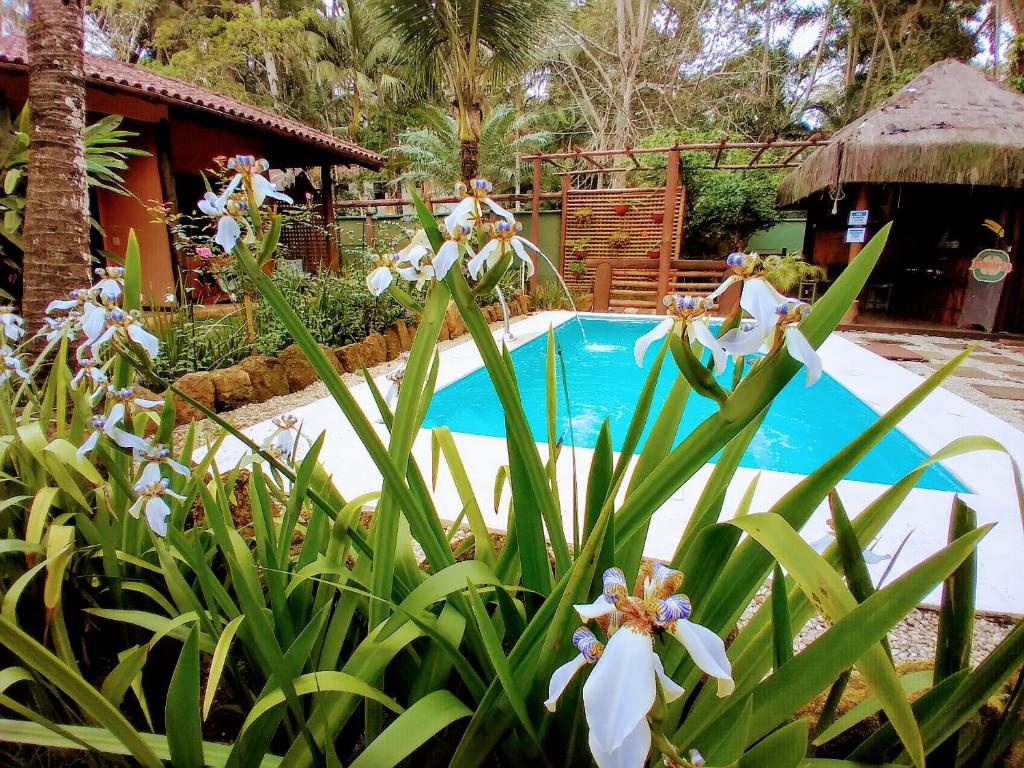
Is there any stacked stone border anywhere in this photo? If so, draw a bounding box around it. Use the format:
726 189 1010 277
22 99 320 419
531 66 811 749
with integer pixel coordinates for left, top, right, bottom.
169 295 533 425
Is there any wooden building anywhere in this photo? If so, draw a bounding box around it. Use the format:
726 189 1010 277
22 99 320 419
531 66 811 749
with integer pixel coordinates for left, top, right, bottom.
0 35 384 303
778 60 1024 332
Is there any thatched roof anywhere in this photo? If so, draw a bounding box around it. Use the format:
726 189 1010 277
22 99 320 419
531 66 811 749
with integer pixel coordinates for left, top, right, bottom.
778 59 1024 205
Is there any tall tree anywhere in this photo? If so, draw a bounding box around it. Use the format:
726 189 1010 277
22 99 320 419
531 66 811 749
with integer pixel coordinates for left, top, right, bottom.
22 0 91 329
375 0 561 182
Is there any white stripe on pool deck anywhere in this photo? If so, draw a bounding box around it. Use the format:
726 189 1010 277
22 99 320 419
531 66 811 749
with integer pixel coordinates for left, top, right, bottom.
212 311 1024 616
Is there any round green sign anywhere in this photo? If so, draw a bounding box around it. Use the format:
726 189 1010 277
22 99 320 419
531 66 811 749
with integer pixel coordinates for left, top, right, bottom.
970 249 1013 283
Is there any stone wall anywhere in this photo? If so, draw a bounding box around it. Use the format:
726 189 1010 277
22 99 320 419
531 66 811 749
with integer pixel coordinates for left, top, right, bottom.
168 296 533 425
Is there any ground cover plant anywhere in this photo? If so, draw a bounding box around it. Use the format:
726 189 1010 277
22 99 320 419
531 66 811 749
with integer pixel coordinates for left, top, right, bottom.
0 158 1022 767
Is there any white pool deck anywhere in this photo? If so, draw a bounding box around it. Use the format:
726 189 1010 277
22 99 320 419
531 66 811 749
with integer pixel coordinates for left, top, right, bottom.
214 311 1024 616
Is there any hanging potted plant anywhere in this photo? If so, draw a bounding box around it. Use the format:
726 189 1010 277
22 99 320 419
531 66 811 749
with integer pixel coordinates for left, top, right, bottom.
650 212 664 224
574 207 594 225
567 236 591 260
608 230 630 248
612 198 642 216
646 247 661 260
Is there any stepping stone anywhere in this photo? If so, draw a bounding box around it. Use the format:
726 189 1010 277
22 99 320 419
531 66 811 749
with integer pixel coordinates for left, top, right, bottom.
860 342 929 361
974 384 1024 400
971 353 1010 365
934 340 972 350
951 367 1004 380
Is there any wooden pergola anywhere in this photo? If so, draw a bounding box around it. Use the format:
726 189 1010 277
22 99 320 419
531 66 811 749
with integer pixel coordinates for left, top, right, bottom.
525 137 825 312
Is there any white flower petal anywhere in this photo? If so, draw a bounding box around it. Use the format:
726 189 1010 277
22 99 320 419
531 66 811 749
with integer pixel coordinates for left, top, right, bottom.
468 240 498 280
587 705 652 768
483 197 516 224
105 403 125 432
633 319 673 367
809 533 833 553
145 497 170 537
396 266 421 283
81 303 107 342
384 381 399 408
719 325 768 358
253 174 293 205
78 431 98 459
671 619 734 697
653 653 685 703
127 497 144 520
583 626 657 752
784 326 822 386
863 550 890 564
443 198 475 232
47 298 80 313
215 216 241 252
574 595 617 621
433 241 461 280
197 192 222 216
690 320 727 376
366 266 393 297
139 462 162 486
706 274 740 303
127 324 160 360
544 653 589 712
740 277 786 331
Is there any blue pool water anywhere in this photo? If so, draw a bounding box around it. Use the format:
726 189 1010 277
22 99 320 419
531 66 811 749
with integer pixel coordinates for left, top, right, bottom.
423 317 966 492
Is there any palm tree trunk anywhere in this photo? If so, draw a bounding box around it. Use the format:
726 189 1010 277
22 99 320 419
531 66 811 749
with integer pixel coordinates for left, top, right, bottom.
457 98 483 182
22 0 91 330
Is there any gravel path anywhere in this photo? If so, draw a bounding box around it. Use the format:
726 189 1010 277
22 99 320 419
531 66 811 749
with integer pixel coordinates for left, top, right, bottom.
739 585 1016 663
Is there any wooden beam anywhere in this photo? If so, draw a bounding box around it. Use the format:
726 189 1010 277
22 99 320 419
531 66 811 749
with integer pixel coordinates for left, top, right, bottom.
523 140 827 162
321 164 338 270
658 148 681 307
712 134 728 168
746 134 776 167
781 132 823 165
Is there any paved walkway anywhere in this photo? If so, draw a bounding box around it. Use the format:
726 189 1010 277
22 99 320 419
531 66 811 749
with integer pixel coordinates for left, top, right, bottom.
841 331 1024 431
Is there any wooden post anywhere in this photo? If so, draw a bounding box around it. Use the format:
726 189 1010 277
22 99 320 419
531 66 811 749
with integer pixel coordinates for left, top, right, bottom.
593 261 612 311
530 157 542 289
558 175 570 283
657 148 681 309
848 184 869 263
321 164 338 270
155 119 182 301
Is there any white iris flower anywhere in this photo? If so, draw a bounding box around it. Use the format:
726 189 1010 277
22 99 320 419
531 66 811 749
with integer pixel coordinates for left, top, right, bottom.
224 155 293 208
443 178 515 232
0 349 30 385
130 463 185 537
633 295 728 375
78 413 151 460
197 191 247 253
467 220 539 280
86 307 160 361
546 564 733 768
137 443 190 477
433 223 475 280
0 305 24 343
92 266 125 301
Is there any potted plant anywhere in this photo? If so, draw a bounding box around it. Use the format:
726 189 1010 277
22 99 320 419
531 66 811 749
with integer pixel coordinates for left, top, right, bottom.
608 230 630 248
646 248 660 259
567 258 588 277
612 198 642 216
650 212 664 224
567 236 591 259
574 206 594 225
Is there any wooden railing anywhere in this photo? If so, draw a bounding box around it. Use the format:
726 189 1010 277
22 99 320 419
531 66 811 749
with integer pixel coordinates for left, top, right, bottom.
587 257 734 312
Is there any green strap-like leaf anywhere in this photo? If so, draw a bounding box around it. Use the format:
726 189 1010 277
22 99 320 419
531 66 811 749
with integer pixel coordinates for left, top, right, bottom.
349 690 472 768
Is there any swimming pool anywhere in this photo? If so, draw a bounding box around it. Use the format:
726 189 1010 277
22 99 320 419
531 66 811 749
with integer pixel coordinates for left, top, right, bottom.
423 316 966 492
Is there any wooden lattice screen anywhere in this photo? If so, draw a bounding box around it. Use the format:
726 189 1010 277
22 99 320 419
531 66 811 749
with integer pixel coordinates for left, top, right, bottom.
561 187 684 297
279 204 330 272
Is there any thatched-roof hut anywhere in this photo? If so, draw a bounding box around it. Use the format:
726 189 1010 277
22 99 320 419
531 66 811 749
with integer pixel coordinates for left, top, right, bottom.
781 60 1024 332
